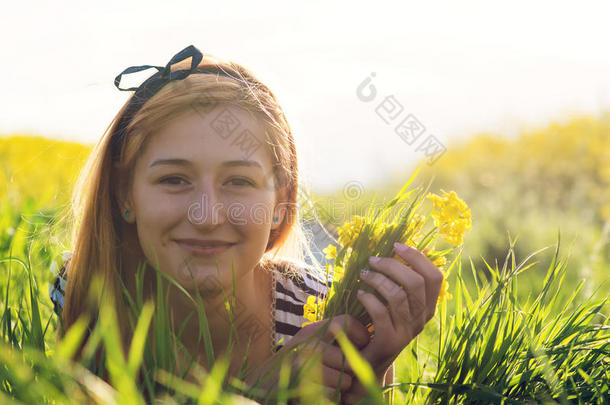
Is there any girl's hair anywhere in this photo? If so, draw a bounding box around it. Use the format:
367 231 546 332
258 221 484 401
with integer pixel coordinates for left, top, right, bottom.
59 50 323 341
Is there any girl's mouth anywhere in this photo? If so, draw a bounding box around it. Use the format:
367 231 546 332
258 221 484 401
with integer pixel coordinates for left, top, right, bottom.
175 241 236 257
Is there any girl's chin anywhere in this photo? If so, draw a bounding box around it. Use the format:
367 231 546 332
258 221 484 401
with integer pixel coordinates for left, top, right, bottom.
176 262 234 292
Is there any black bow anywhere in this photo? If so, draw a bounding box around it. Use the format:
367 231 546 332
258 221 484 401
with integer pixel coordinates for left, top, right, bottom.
113 44 204 92
110 45 235 160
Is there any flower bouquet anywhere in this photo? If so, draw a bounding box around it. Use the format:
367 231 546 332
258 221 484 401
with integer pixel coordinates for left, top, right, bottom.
303 168 472 333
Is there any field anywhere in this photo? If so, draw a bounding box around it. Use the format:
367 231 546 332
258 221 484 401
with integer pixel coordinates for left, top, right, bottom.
1 115 609 404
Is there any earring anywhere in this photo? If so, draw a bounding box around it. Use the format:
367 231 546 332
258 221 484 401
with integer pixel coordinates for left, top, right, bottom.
273 216 278 223
125 210 130 217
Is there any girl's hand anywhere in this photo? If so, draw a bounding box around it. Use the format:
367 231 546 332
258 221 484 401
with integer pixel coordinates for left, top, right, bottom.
342 243 444 404
245 314 370 403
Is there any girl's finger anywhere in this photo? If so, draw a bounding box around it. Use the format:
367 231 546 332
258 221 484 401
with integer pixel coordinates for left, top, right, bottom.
321 366 353 392
357 289 393 333
301 362 352 393
365 257 427 322
359 270 412 331
393 243 444 320
320 315 370 348
298 340 356 375
321 343 356 376
356 289 396 361
322 385 342 403
291 314 369 350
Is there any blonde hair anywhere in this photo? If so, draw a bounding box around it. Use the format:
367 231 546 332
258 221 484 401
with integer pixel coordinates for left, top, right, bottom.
60 50 323 341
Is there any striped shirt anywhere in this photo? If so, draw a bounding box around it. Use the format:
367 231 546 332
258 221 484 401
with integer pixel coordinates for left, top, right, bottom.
272 259 330 351
49 252 330 352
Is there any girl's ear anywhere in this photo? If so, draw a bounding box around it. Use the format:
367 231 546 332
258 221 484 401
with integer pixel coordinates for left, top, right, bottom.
119 194 136 224
113 164 136 224
122 204 135 224
271 188 289 230
271 208 284 230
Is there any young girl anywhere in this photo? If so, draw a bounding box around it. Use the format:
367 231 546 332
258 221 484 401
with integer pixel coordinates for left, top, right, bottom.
49 45 444 404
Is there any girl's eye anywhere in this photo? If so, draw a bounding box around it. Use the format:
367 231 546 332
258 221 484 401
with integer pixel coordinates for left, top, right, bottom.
158 176 254 187
226 177 255 187
159 176 189 186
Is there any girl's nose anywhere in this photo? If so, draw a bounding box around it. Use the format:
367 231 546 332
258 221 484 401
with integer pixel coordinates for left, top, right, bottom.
186 183 227 227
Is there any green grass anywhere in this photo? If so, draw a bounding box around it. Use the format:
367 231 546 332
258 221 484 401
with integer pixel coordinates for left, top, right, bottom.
397 233 610 404
1 198 608 404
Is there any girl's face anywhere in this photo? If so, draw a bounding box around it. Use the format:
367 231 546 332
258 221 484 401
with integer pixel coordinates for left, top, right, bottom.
123 105 282 294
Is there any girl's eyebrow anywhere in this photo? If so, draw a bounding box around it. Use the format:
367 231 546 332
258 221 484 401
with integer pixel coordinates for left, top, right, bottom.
148 158 263 170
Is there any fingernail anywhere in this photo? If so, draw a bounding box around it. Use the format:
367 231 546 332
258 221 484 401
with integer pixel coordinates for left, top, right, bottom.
369 256 380 264
360 268 369 277
395 242 415 253
357 289 364 296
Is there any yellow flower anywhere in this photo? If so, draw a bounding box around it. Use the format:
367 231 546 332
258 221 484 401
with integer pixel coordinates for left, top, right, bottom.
337 215 366 246
433 255 447 269
423 248 448 269
427 190 472 246
332 265 345 283
302 294 329 327
303 295 317 315
302 295 319 327
323 244 337 259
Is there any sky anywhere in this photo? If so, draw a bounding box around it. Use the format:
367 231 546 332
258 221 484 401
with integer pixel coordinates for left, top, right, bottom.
2 0 610 192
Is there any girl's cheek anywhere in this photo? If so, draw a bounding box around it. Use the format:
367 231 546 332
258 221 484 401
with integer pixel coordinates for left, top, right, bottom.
148 199 184 222
223 197 243 219
225 210 269 233
222 197 255 223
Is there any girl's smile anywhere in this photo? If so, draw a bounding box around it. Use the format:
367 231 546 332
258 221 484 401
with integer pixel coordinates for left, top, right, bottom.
173 238 236 257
